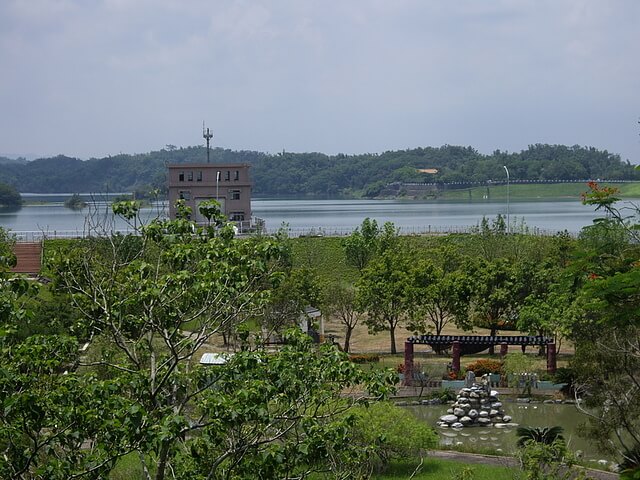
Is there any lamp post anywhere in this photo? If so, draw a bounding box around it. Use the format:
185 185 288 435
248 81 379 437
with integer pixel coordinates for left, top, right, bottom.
503 165 510 233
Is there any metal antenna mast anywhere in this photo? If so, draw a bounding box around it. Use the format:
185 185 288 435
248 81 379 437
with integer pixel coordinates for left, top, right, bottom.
202 122 213 163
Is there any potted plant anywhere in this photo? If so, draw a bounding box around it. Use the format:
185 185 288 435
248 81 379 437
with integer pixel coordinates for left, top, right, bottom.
441 370 465 389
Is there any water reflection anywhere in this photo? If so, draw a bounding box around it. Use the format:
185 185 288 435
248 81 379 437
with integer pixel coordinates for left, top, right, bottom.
0 198 614 234
0 204 22 214
407 403 614 462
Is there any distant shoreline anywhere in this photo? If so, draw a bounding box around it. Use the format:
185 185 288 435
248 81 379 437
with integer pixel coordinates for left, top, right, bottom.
376 181 640 201
14 181 640 205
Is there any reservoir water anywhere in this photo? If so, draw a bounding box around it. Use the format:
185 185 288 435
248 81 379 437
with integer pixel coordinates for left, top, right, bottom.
0 196 632 237
407 403 615 464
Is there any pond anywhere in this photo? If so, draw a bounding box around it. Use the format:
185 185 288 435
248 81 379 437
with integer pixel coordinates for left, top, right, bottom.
406 402 615 465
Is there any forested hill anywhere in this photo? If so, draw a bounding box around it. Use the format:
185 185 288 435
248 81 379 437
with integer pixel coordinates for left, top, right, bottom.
1 144 637 196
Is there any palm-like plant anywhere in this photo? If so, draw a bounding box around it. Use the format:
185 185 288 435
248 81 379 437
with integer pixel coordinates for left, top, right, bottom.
516 426 565 447
620 444 640 480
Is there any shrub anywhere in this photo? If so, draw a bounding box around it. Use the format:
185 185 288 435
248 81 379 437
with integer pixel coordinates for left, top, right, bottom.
620 444 640 480
350 402 438 472
465 359 503 376
551 366 574 385
515 440 577 480
428 387 456 403
516 426 565 448
348 353 380 364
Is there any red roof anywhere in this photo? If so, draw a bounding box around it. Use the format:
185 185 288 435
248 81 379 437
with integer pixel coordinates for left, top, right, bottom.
11 242 42 274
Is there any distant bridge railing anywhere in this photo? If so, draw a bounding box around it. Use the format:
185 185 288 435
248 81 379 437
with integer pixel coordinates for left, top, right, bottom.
396 178 638 187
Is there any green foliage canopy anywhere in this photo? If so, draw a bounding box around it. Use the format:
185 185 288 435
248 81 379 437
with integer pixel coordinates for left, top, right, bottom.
0 206 397 479
0 181 21 206
0 144 636 196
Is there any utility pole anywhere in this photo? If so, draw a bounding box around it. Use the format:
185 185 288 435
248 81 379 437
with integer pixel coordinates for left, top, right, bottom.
203 122 213 163
503 165 510 233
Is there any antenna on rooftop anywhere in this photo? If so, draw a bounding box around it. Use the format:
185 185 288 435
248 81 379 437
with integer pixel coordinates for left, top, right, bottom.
202 121 213 163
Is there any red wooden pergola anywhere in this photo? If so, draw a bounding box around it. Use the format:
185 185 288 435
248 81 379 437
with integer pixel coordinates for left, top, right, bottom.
402 334 557 387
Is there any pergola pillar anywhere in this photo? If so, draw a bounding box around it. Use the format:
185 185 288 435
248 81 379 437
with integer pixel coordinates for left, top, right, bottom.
452 341 461 373
403 341 414 386
547 341 557 374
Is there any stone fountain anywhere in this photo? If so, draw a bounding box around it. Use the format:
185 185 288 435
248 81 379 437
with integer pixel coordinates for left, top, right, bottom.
437 380 512 429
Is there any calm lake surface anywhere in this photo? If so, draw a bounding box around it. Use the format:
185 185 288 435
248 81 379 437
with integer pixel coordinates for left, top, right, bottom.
0 196 630 237
407 403 614 463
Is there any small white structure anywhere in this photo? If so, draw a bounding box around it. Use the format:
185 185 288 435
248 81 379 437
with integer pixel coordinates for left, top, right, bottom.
199 352 232 366
298 306 323 336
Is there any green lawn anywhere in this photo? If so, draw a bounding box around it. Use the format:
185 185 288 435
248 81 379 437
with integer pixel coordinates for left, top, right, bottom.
111 455 516 480
374 458 515 480
438 181 640 201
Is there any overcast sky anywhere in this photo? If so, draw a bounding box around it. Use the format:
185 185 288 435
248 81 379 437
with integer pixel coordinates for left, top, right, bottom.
1 0 639 162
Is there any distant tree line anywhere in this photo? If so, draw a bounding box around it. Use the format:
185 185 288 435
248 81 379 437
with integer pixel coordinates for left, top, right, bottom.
0 143 637 197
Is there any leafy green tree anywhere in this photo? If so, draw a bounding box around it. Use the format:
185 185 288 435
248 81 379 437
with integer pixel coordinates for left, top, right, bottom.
63 193 86 210
46 203 287 479
0 227 16 270
0 182 21 207
1 144 638 196
568 181 640 464
172 331 395 479
261 267 324 342
0 334 136 479
463 258 522 353
518 278 578 354
323 282 362 353
1 230 135 479
342 218 382 272
469 215 549 263
408 259 472 336
0 203 397 479
357 249 413 354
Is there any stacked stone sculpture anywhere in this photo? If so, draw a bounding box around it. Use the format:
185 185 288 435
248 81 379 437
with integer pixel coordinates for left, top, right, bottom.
437 384 512 429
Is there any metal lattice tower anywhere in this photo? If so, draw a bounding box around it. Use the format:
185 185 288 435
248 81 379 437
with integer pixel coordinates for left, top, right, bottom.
202 122 214 163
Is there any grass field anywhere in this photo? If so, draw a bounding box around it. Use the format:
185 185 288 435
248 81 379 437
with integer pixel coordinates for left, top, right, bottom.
437 181 640 201
373 458 515 480
109 455 516 480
